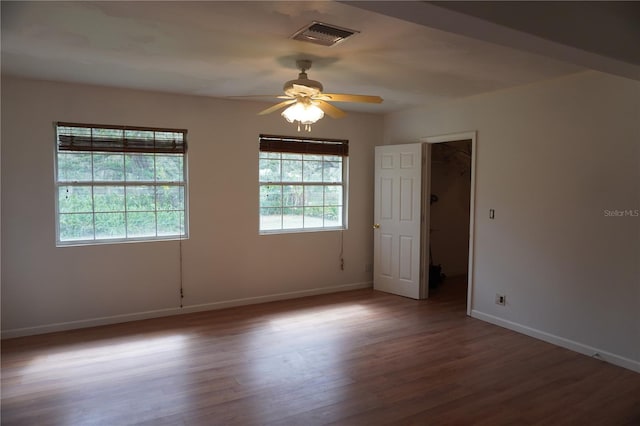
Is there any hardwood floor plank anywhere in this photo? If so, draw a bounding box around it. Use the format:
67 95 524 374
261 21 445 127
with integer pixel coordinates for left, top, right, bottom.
2 277 639 425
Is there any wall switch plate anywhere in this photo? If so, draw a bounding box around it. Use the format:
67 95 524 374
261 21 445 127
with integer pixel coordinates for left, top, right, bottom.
495 294 506 306
489 209 495 219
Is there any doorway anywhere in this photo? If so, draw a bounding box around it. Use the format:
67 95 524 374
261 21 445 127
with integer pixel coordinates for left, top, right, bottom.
423 132 476 315
372 132 476 315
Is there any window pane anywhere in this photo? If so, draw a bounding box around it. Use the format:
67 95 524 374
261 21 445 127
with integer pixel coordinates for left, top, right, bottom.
324 206 343 227
59 213 94 241
94 186 125 212
305 155 323 161
157 186 184 211
259 159 281 182
58 126 90 138
125 154 155 182
304 186 324 206
303 160 323 182
260 185 282 208
259 152 281 160
95 213 125 239
124 129 153 140
127 212 156 237
323 159 342 183
93 154 124 181
59 186 93 213
126 186 156 211
260 207 281 231
304 207 324 228
57 153 92 182
282 160 302 182
282 207 303 229
282 185 303 207
324 186 342 206
154 131 183 144
94 128 124 139
157 211 184 236
282 153 302 160
156 155 183 182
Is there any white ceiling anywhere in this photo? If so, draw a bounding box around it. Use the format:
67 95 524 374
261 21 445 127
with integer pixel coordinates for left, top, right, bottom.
1 1 636 114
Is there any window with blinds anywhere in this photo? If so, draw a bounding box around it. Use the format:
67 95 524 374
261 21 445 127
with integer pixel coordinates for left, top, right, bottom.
258 134 348 233
55 122 188 245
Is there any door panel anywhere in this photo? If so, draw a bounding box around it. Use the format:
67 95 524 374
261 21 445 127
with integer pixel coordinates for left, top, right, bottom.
400 178 414 221
380 178 393 219
380 233 393 277
399 235 413 280
373 144 425 299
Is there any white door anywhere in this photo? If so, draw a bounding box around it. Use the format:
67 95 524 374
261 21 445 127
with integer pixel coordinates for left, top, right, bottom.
373 143 427 299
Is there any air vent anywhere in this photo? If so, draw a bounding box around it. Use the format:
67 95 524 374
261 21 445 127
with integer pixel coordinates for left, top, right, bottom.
291 21 359 47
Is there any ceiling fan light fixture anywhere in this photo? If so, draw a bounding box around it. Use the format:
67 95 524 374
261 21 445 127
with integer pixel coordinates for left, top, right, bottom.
281 101 324 132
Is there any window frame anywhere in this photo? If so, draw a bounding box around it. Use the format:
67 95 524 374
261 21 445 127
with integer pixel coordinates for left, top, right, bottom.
258 134 348 235
54 122 189 247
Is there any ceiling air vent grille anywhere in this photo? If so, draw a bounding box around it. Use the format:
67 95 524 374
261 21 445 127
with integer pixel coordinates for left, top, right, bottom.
291 21 359 47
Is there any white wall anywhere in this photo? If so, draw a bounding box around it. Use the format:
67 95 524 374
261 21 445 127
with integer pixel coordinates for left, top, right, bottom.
385 71 640 371
1 76 382 335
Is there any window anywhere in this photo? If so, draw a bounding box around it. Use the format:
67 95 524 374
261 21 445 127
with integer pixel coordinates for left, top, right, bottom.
259 134 347 233
55 122 188 245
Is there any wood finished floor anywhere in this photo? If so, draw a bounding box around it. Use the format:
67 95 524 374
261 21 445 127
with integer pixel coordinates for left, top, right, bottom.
2 277 639 426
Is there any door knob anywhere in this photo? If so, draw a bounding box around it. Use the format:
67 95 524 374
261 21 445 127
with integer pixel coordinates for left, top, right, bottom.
373 224 380 229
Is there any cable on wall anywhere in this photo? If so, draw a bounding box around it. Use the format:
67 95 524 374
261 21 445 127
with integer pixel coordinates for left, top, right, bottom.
339 229 344 271
179 232 184 308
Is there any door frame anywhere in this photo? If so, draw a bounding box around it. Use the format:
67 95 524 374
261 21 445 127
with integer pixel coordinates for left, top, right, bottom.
421 131 477 316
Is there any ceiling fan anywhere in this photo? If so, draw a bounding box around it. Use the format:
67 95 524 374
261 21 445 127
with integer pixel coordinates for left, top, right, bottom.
239 59 383 131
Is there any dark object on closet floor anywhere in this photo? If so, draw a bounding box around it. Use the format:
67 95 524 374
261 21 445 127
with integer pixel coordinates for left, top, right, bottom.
429 264 445 288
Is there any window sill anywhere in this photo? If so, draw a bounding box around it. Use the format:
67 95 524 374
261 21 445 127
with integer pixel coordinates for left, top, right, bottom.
259 227 346 236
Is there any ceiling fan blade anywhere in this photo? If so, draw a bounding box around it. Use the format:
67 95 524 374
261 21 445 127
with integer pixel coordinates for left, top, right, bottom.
320 93 383 104
228 95 292 100
258 100 296 115
316 100 347 119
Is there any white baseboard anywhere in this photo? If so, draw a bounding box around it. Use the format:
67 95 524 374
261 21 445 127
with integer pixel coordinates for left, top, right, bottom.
1 282 373 339
471 310 640 374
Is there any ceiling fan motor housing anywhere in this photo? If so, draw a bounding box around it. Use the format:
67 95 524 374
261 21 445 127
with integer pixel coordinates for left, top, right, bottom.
283 71 323 97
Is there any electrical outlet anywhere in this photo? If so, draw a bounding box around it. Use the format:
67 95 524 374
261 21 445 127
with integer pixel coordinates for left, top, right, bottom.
495 294 506 306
